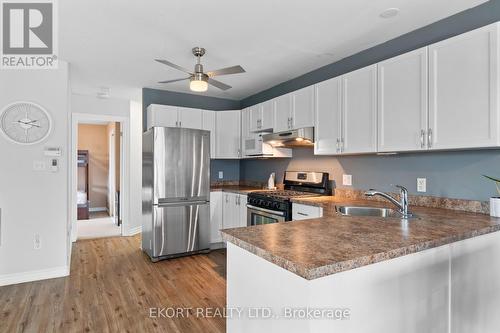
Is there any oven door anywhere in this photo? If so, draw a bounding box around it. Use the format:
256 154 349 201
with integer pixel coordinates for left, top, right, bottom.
247 204 286 226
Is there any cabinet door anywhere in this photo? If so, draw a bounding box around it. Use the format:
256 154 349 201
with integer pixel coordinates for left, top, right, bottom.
238 195 248 227
341 65 378 154
248 105 262 132
292 203 323 220
429 23 499 150
202 110 216 158
146 104 178 129
216 110 241 159
209 192 223 243
261 100 275 131
314 77 342 155
274 94 292 132
378 47 428 152
292 86 315 129
222 193 239 229
240 109 251 158
178 107 202 129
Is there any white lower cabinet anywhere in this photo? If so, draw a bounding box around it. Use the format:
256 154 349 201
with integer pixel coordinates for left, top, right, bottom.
292 203 323 220
211 192 247 245
210 191 223 243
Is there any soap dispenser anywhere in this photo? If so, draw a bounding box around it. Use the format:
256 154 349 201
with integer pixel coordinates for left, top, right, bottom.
268 172 276 190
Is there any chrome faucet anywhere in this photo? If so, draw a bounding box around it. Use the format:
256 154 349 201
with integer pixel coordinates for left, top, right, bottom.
364 185 412 218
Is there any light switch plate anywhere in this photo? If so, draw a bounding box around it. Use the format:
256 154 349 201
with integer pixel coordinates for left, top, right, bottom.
417 178 427 192
218 171 223 179
343 174 352 186
33 160 46 171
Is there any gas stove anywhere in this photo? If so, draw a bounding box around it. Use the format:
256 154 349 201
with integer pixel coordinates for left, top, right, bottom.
247 171 331 224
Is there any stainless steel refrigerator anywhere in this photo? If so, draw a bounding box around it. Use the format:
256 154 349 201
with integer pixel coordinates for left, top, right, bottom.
142 127 210 261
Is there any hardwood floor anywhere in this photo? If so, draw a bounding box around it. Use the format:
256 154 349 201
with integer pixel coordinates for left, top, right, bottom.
0 235 227 333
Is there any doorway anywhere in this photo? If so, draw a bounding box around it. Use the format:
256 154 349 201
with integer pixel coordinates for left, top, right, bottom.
75 121 122 239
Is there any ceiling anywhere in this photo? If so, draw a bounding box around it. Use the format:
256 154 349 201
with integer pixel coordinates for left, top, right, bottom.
60 0 488 100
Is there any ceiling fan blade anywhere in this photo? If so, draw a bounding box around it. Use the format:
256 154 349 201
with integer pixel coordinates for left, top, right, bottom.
208 78 232 90
158 77 190 84
207 65 245 77
154 59 193 74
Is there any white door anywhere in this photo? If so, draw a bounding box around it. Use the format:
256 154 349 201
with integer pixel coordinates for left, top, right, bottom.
222 192 238 229
146 104 178 129
274 94 292 132
341 65 378 154
429 23 500 150
238 194 248 227
261 100 274 131
378 47 428 152
178 107 202 129
202 110 216 158
314 77 342 155
291 86 315 129
216 110 241 158
248 105 262 132
210 191 223 243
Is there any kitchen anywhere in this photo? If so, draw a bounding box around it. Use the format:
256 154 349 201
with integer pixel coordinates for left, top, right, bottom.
1 1 500 332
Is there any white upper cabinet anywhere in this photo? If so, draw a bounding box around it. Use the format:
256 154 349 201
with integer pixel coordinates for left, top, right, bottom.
215 110 241 159
249 101 274 132
261 100 275 131
178 107 202 129
429 22 500 150
202 110 217 158
341 65 378 154
291 86 315 129
147 104 203 130
314 77 342 155
378 47 429 152
274 94 293 132
240 108 251 158
146 104 178 129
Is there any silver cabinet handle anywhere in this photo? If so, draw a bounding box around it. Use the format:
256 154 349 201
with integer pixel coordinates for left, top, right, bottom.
336 138 340 153
340 138 344 153
290 117 293 129
420 129 425 148
297 212 309 216
428 128 433 148
179 121 182 127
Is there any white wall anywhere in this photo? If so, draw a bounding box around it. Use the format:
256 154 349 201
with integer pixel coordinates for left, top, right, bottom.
0 62 70 284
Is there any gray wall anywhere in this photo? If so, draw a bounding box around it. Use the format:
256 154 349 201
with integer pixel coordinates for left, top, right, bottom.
240 149 500 201
211 160 240 182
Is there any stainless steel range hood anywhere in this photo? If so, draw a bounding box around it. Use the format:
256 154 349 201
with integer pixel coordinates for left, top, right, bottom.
262 127 314 148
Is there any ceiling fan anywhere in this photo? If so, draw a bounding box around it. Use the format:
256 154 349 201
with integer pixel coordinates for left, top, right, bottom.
155 47 245 92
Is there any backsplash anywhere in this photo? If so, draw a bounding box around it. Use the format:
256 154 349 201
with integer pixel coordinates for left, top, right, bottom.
239 148 500 202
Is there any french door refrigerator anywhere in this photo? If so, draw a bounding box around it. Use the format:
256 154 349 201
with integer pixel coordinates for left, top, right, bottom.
142 127 210 261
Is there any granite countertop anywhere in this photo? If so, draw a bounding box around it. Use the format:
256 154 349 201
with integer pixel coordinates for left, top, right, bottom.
210 185 263 194
221 196 500 280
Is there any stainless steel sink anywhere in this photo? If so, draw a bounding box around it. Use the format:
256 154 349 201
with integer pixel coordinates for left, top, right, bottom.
335 205 410 218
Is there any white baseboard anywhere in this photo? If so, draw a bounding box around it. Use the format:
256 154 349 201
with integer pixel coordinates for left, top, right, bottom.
0 266 69 287
89 207 107 212
124 225 141 236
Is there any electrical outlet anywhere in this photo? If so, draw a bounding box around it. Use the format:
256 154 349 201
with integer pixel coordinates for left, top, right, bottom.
34 233 41 250
218 171 223 179
417 178 427 192
343 174 352 186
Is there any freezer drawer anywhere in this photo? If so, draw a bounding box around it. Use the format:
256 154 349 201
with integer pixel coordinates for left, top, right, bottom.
152 202 210 259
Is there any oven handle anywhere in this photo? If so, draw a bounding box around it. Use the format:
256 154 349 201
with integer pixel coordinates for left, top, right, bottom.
246 204 285 216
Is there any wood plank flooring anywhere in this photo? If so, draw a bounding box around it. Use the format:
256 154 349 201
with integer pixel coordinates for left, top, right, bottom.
0 235 227 333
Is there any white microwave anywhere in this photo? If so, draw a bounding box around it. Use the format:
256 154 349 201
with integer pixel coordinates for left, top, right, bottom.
244 133 274 157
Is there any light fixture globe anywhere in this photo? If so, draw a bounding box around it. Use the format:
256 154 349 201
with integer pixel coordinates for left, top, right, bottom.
190 79 208 92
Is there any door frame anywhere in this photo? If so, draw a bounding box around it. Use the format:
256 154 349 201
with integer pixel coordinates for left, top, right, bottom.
69 113 129 243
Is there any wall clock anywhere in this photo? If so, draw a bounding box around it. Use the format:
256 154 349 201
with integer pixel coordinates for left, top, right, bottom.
0 102 52 145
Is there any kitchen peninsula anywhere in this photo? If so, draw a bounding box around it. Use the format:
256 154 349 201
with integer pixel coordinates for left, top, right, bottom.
222 196 500 333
